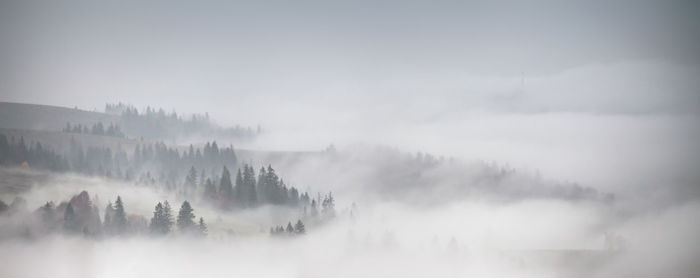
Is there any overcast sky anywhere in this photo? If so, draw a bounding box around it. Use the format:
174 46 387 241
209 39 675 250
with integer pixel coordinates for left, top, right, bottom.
1 0 699 198
1 0 698 114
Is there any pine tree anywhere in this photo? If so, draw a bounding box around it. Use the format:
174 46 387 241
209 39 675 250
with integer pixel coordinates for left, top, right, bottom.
198 217 207 236
204 178 217 201
321 192 336 219
185 166 198 196
294 220 305 234
163 201 174 233
149 202 165 235
286 222 294 234
187 144 195 160
289 187 300 206
266 165 280 204
279 179 289 205
103 201 115 233
177 201 196 233
219 167 233 208
113 196 127 235
243 165 257 206
257 166 268 203
234 168 245 207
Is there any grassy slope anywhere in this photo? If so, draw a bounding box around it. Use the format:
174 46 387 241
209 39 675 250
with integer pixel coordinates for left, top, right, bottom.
0 102 119 132
0 128 141 154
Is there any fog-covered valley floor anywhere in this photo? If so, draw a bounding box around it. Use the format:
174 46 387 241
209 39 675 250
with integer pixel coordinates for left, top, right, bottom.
1 143 699 277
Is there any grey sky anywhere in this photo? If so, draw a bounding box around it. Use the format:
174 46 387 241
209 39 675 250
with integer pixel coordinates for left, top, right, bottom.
1 0 698 115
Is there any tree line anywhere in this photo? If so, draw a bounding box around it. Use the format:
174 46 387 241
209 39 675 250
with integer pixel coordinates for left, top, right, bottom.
148 200 207 236
62 122 125 138
0 134 69 171
200 164 313 210
0 134 328 214
0 133 237 190
270 220 305 237
0 191 206 239
106 102 259 140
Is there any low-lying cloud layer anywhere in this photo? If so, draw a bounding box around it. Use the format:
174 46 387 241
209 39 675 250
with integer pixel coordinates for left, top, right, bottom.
2 175 699 277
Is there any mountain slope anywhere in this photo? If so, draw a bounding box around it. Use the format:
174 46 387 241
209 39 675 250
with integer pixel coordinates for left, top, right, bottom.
0 102 118 132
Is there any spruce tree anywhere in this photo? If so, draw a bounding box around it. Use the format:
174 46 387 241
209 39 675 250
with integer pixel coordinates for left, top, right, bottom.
177 201 196 233
204 178 217 201
321 192 336 219
294 220 306 234
219 167 233 208
113 196 127 235
198 217 207 236
149 202 165 235
185 166 198 196
266 165 280 204
279 180 289 205
163 201 174 233
103 201 114 234
286 222 294 234
234 168 245 207
257 166 268 203
289 187 300 206
244 165 257 206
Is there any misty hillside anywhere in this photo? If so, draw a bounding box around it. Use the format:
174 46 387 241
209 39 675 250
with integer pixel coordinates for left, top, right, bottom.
237 145 615 205
0 110 612 207
0 102 258 141
0 102 118 132
0 128 140 153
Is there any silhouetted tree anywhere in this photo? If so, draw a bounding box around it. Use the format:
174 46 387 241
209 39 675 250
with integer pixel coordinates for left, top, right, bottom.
103 201 114 233
294 220 306 234
177 201 196 233
198 217 207 236
163 201 174 233
204 178 217 201
286 222 294 234
242 165 257 206
113 196 127 235
149 202 170 235
321 192 336 219
219 167 233 208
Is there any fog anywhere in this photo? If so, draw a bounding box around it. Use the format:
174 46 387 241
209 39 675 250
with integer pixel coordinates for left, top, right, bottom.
1 169 699 277
1 0 699 277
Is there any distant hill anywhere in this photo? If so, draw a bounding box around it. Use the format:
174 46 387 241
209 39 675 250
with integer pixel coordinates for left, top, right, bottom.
0 128 140 154
0 102 258 142
0 102 118 132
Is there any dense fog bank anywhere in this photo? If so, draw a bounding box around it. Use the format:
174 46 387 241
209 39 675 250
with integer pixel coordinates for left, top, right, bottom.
2 192 698 277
